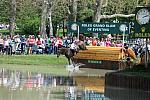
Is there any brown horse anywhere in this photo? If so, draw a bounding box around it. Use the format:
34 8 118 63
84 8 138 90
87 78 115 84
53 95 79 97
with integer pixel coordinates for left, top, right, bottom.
57 41 87 65
57 47 78 65
120 47 137 68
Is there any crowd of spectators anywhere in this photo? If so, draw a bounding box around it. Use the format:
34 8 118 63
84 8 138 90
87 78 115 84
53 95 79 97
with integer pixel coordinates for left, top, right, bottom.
0 34 74 55
85 37 123 47
0 33 149 56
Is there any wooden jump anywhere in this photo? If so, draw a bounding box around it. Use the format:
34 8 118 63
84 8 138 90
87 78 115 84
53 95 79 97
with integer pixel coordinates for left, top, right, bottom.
73 46 136 70
74 46 125 61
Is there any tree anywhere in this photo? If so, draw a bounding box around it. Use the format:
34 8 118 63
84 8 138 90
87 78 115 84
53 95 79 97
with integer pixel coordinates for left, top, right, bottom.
16 0 41 35
0 0 10 23
0 0 149 37
40 0 48 38
93 0 104 22
47 0 53 36
9 0 16 37
92 0 104 37
50 0 69 36
72 0 78 22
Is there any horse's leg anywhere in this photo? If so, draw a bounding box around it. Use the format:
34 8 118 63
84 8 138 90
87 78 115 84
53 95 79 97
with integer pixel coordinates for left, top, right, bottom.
57 50 60 58
68 58 71 65
70 57 76 67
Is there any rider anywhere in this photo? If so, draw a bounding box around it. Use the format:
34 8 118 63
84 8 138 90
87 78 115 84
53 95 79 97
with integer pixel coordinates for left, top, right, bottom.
70 39 78 56
0 34 4 54
124 44 131 67
78 34 87 50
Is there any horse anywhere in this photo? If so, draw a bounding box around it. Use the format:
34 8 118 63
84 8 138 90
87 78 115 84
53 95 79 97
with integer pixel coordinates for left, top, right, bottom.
57 41 87 66
120 47 137 68
57 47 78 65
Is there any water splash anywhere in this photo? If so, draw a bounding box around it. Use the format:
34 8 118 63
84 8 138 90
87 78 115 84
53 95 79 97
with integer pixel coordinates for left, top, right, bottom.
65 63 85 72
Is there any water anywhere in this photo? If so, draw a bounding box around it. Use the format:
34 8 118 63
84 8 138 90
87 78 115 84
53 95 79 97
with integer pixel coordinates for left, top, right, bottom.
0 68 149 100
0 68 110 100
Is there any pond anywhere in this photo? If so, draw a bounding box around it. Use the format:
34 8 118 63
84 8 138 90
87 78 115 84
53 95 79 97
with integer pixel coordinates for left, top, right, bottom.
0 68 111 100
0 68 149 100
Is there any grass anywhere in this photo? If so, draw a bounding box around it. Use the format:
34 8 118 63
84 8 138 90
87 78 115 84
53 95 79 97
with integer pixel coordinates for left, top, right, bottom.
0 55 69 76
120 63 150 77
0 55 67 65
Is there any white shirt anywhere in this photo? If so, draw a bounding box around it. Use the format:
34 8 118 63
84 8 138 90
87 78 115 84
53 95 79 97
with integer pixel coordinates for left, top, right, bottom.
4 40 9 46
70 43 77 50
100 41 105 46
0 39 3 44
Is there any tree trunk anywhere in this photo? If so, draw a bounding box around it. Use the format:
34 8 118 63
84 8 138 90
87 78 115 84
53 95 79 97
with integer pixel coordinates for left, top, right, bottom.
93 0 104 22
40 0 48 38
93 0 104 37
9 0 16 38
72 0 77 22
68 0 77 22
48 7 53 36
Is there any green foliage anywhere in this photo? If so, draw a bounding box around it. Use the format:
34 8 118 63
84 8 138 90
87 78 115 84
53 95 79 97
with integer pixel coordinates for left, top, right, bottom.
103 0 135 15
0 0 150 36
17 17 40 35
78 7 94 21
77 0 95 21
0 0 10 23
103 0 149 15
16 0 42 35
52 1 68 24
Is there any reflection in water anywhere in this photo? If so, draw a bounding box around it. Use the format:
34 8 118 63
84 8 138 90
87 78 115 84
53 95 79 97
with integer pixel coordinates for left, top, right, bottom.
0 69 149 100
0 69 109 100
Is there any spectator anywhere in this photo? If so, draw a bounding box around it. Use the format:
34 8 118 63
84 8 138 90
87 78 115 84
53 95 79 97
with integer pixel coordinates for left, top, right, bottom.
133 44 139 57
53 37 58 54
92 37 97 46
58 37 63 49
97 39 101 46
100 38 105 46
20 35 26 54
14 35 21 51
3 36 10 54
105 38 111 47
27 35 35 54
116 41 122 47
0 35 4 54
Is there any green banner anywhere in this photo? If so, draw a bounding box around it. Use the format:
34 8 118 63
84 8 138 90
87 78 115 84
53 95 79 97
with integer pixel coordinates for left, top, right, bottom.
68 22 129 34
130 22 150 38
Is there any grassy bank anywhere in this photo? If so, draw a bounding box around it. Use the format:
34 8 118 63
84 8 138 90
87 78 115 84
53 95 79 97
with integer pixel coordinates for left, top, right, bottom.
0 55 67 65
120 63 150 77
0 55 69 76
